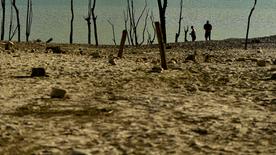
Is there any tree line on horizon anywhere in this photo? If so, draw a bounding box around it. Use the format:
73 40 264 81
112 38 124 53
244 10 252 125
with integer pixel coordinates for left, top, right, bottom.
1 0 257 50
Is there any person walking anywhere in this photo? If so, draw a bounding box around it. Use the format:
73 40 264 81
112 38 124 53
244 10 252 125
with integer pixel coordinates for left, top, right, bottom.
190 26 196 42
204 20 212 41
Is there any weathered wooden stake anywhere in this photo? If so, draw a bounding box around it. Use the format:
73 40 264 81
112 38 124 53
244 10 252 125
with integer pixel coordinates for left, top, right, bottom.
155 22 167 70
118 30 127 58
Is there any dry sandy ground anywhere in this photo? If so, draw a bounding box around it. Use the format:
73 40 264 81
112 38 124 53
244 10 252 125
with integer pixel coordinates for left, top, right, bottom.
0 39 276 155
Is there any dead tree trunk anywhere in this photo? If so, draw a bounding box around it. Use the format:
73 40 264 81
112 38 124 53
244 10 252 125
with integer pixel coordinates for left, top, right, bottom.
175 0 183 43
12 0 20 42
1 0 5 40
157 0 167 44
70 0 74 44
26 0 32 42
245 0 257 50
91 0 98 46
85 0 92 44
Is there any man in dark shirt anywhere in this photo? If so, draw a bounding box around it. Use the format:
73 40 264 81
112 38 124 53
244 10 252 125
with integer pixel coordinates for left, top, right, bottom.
190 26 196 42
204 20 212 41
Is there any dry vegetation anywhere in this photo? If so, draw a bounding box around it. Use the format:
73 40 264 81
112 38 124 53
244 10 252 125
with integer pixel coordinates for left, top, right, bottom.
0 37 276 154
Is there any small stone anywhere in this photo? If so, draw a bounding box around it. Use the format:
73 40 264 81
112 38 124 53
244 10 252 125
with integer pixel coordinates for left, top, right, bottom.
31 68 46 77
50 88 66 98
236 58 246 61
257 60 267 67
109 58 117 65
257 47 263 54
186 84 198 92
270 99 276 104
185 54 195 62
151 66 163 73
192 127 208 135
169 58 177 64
90 51 101 58
272 59 276 65
46 46 63 54
271 73 276 80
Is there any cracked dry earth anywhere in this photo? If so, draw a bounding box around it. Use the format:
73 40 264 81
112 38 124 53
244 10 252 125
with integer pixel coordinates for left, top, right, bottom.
0 42 275 155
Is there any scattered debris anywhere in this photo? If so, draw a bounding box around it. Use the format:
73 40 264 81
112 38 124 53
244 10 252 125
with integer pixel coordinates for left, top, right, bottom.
46 38 53 43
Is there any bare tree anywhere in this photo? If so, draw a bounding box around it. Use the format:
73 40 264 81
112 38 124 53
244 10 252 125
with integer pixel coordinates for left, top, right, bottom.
107 19 116 45
139 9 149 45
91 0 98 46
147 11 156 45
175 0 183 43
85 0 92 44
184 26 189 42
8 0 15 40
1 0 5 40
245 0 257 50
12 0 20 42
70 0 74 44
123 10 130 45
26 0 33 42
157 0 167 44
126 0 148 46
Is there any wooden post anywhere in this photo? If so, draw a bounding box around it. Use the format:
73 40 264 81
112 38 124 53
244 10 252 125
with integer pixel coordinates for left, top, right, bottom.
118 30 127 58
155 22 167 70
